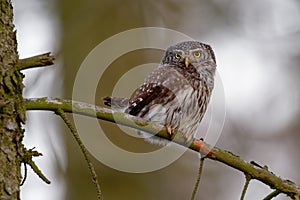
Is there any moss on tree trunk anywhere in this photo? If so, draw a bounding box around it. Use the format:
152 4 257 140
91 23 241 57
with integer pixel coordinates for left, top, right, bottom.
0 0 25 199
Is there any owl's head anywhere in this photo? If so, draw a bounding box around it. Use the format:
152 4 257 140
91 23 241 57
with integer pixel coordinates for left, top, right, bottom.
161 41 216 70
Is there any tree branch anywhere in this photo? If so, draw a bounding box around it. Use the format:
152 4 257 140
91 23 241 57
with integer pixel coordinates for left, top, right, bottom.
24 97 300 199
17 53 55 70
190 158 205 200
263 190 281 200
240 174 251 200
55 108 102 200
22 150 51 184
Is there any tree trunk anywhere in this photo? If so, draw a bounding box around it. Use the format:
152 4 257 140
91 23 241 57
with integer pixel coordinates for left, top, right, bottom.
0 0 24 199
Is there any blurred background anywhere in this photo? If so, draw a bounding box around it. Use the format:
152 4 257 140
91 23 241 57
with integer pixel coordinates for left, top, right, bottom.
13 0 300 199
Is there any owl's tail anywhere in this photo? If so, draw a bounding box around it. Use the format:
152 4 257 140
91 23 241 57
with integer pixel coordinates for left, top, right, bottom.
102 96 129 112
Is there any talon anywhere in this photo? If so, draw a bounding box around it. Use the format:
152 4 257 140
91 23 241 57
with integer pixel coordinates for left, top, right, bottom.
167 126 174 136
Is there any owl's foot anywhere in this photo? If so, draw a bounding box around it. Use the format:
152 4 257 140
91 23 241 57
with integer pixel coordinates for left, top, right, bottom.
166 126 174 136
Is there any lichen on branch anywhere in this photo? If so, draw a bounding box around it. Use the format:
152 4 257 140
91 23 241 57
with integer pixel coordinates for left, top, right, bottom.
24 97 300 199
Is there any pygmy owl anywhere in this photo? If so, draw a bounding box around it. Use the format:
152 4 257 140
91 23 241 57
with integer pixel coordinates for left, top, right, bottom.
103 41 216 145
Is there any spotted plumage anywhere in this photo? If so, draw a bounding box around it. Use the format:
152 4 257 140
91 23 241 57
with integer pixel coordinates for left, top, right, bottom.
103 41 216 145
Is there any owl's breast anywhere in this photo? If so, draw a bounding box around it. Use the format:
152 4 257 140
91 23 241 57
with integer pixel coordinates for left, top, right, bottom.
128 65 211 134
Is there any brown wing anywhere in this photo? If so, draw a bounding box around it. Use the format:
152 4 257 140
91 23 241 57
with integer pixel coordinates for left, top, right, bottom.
126 83 175 117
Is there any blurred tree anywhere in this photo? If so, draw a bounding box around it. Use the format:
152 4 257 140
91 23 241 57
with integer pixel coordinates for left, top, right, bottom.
2 0 300 199
57 0 300 199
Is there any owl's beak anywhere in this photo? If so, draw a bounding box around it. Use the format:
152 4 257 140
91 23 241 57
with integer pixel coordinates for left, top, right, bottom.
185 57 190 68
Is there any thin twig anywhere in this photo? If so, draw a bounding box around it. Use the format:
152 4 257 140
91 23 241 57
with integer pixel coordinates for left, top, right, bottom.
190 158 205 200
55 108 103 200
20 162 27 186
21 148 51 184
17 52 55 70
263 190 281 200
26 159 51 184
240 174 252 200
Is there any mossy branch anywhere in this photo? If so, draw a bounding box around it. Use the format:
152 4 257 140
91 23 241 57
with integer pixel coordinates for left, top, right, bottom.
21 148 51 184
55 108 103 200
190 158 205 200
17 53 55 70
24 97 300 199
240 174 251 200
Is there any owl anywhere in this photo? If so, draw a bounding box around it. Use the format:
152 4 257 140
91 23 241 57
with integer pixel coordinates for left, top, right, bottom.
103 41 216 145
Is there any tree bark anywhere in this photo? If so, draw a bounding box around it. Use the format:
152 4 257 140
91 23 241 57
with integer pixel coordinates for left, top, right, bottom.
0 0 25 199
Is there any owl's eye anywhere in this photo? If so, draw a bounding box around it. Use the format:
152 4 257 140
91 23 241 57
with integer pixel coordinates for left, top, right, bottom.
175 53 181 59
193 51 201 58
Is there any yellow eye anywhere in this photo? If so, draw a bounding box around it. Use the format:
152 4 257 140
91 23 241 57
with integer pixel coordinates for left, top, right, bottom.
175 53 181 59
193 51 201 58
